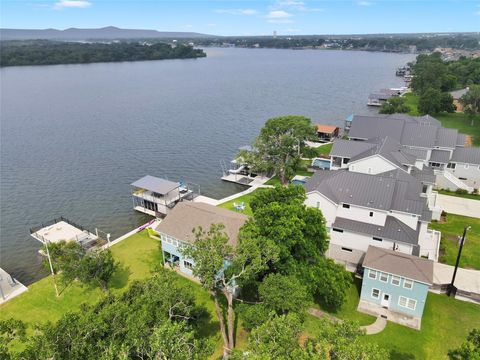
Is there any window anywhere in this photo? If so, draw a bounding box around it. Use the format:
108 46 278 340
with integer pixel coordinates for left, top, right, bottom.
368 270 377 279
368 167 372 174
430 162 441 168
183 260 193 270
447 163 456 169
422 185 428 193
391 276 401 286
343 158 350 164
369 211 374 217
459 177 467 181
333 228 344 233
465 164 469 169
379 272 388 282
372 237 383 242
342 204 350 209
371 288 380 299
399 296 416 310
403 279 413 289
341 247 352 252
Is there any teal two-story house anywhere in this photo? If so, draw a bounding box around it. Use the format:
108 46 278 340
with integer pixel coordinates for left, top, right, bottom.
358 246 434 330
154 201 248 278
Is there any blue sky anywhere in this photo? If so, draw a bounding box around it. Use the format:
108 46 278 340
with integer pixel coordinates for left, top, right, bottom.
1 1 480 35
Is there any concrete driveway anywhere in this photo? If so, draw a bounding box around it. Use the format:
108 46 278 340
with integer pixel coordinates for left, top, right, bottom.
437 194 480 218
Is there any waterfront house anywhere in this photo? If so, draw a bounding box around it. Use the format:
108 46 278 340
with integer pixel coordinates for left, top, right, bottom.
154 202 248 277
131 175 195 217
316 124 340 142
304 170 441 270
358 246 434 330
343 114 480 193
450 88 469 113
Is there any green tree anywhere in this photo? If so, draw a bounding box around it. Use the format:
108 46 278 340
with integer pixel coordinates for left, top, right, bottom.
44 240 118 291
259 274 310 316
0 319 26 360
19 271 211 359
418 88 455 114
250 184 306 213
448 328 480 360
461 85 480 126
242 116 317 185
379 96 411 114
181 224 279 356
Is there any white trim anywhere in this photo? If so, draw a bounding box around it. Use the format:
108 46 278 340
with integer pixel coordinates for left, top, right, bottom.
398 296 417 311
379 272 389 283
368 269 377 280
391 275 401 286
403 279 413 290
371 288 380 299
364 266 432 286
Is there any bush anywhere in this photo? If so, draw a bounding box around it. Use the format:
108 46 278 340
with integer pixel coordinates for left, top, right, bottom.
455 188 469 195
238 304 272 331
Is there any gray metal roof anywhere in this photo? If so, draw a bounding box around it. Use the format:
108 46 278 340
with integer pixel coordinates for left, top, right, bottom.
330 139 377 158
450 88 469 99
305 169 429 216
456 134 466 147
400 123 438 148
410 166 436 185
333 216 420 245
348 116 404 141
349 137 417 168
416 115 441 127
131 175 179 195
451 147 480 165
155 202 248 246
402 148 428 161
430 149 451 164
363 246 434 284
435 128 458 149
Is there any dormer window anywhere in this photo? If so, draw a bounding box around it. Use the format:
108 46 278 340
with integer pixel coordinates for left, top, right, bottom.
447 163 456 169
342 204 350 209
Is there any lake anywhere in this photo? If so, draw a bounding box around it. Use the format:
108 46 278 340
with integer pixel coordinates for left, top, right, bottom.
0 47 414 284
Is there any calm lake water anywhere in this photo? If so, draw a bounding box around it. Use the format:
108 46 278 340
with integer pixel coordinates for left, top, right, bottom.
0 48 414 284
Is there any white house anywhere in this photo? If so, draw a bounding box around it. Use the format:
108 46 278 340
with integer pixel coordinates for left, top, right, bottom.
304 170 441 270
344 114 480 193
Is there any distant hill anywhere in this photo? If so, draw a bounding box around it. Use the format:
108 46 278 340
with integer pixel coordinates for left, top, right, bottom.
0 26 215 40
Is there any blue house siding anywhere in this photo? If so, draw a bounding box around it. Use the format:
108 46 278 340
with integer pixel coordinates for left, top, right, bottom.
360 268 429 318
160 233 195 277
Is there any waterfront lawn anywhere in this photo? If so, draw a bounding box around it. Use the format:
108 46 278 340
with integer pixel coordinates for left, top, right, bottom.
217 190 262 216
438 189 480 201
311 277 480 359
429 214 480 270
404 93 420 116
310 143 333 157
0 231 226 357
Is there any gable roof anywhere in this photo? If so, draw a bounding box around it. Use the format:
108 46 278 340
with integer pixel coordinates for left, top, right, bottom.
363 246 434 284
316 124 339 134
155 202 248 247
435 128 458 149
450 88 469 99
131 175 179 194
333 216 420 245
450 147 480 165
430 149 451 164
330 139 377 158
305 170 430 217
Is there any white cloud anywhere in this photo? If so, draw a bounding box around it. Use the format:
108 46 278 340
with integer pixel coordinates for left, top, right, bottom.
214 8 258 15
266 10 293 18
53 0 91 9
270 1 324 12
357 1 373 6
207 23 217 27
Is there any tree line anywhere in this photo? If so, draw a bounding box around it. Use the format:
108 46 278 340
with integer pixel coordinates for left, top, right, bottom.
0 40 206 67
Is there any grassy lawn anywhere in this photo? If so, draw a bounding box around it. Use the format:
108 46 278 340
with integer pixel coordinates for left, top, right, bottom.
368 293 480 360
217 190 263 216
312 143 333 157
429 214 480 270
0 231 226 357
437 189 480 201
309 276 480 359
404 93 480 146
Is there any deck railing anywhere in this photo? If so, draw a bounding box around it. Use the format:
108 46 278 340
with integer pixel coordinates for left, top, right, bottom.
29 216 95 236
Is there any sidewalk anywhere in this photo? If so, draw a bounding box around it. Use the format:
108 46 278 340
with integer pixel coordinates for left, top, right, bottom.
437 194 480 218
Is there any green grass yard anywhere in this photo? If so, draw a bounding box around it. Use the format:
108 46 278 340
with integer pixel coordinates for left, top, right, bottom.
0 231 225 357
310 278 480 359
217 190 264 216
429 214 480 270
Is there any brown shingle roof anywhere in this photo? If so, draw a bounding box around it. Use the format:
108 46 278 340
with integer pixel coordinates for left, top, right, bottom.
316 124 339 134
362 246 434 284
155 202 248 246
